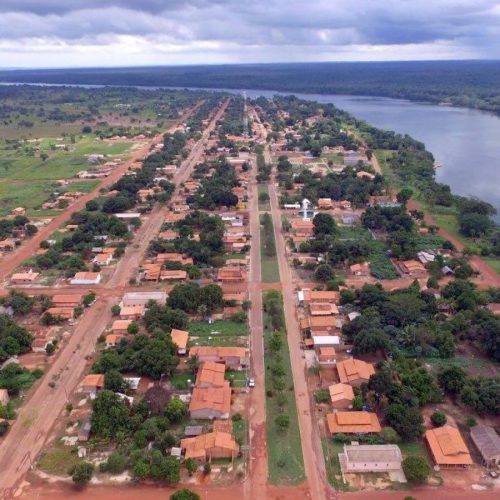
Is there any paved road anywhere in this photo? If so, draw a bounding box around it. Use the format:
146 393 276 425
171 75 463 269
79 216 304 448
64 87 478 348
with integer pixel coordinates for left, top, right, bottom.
0 102 203 284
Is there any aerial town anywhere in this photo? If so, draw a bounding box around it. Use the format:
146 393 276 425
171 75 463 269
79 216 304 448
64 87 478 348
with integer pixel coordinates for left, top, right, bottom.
0 87 499 500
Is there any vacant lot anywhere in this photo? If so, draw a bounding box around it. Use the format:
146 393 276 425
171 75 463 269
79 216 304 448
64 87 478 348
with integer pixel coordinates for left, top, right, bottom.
188 320 248 347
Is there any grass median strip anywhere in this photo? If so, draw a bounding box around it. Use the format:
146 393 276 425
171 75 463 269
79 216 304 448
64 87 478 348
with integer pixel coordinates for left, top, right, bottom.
260 212 280 283
263 290 305 485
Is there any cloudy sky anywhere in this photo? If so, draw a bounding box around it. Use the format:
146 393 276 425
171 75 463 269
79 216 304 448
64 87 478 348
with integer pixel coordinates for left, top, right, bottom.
0 0 499 68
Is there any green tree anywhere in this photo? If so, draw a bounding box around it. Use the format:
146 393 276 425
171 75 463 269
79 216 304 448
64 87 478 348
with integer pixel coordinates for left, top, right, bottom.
438 366 467 395
185 458 198 476
275 414 290 431
314 264 335 282
402 456 431 483
171 489 200 500
313 213 337 237
104 370 128 393
164 398 187 423
385 403 424 441
430 411 447 427
91 390 131 438
111 305 121 317
69 462 94 486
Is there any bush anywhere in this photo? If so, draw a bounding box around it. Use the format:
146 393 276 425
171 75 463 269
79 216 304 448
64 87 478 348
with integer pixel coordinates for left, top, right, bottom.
171 489 200 500
275 414 290 431
185 458 198 476
466 417 477 427
69 461 94 486
402 456 431 483
430 411 447 427
100 453 127 474
381 426 401 444
314 389 330 403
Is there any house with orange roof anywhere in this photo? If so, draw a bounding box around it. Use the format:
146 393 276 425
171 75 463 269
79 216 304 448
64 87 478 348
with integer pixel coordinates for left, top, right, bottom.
10 270 40 284
329 383 355 410
291 219 314 236
336 358 375 387
119 305 145 320
195 362 226 388
350 262 370 276
160 269 187 281
158 230 179 241
81 374 105 396
326 411 381 435
52 294 83 308
189 346 249 369
46 307 74 320
170 328 189 355
316 347 337 366
425 425 473 468
397 259 427 279
223 292 247 304
189 385 232 420
217 267 247 283
181 431 239 462
143 263 161 282
105 334 125 349
310 303 339 316
93 253 113 266
318 198 333 210
111 319 133 334
300 290 339 304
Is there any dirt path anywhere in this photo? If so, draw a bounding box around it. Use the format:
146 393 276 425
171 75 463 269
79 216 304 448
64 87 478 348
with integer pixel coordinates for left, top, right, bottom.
0 296 115 499
0 99 231 500
0 102 203 283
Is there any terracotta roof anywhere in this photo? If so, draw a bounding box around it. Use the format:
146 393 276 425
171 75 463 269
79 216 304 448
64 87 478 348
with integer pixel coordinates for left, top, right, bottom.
120 305 145 317
327 411 381 434
105 334 124 344
170 328 189 350
310 303 339 316
72 272 100 280
46 307 74 319
189 346 248 360
52 294 83 305
181 431 239 459
425 426 473 466
189 385 231 414
160 270 187 280
82 374 105 388
11 272 39 282
329 383 355 403
303 290 339 303
112 319 133 331
195 362 226 387
337 358 375 384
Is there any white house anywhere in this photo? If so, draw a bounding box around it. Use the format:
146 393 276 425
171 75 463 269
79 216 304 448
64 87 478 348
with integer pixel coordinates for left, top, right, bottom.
70 272 101 285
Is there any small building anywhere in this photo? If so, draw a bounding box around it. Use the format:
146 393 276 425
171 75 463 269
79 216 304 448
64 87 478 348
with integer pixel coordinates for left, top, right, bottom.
326 411 381 435
70 272 101 285
181 431 239 462
329 383 355 410
310 303 339 316
46 307 74 320
189 384 232 420
119 305 145 320
160 269 187 281
10 270 40 284
184 425 204 437
93 253 113 266
52 294 83 308
170 328 189 355
189 346 249 369
350 262 370 277
339 444 403 474
316 347 337 366
300 290 339 304
317 198 333 210
111 319 133 334
81 374 105 397
195 362 226 388
105 334 124 349
470 425 500 469
424 425 473 469
398 260 427 279
336 358 375 387
121 291 167 308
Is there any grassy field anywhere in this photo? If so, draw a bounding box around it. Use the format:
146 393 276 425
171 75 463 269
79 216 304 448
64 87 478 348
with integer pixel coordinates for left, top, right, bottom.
0 136 131 215
188 320 248 347
338 225 373 241
263 291 305 485
38 446 81 475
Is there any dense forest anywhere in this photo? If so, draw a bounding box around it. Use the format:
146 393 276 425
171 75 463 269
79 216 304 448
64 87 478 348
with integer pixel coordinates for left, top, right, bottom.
1 61 500 114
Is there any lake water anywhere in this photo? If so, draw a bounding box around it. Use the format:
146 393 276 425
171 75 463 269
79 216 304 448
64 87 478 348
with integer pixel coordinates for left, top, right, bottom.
3 82 499 218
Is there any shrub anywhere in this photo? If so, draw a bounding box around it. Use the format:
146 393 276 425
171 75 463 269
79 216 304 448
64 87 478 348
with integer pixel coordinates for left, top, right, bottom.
69 461 94 486
430 411 447 427
402 456 431 483
275 414 290 431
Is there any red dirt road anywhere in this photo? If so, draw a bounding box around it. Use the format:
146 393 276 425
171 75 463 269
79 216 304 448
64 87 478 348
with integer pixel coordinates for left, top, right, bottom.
0 102 203 284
